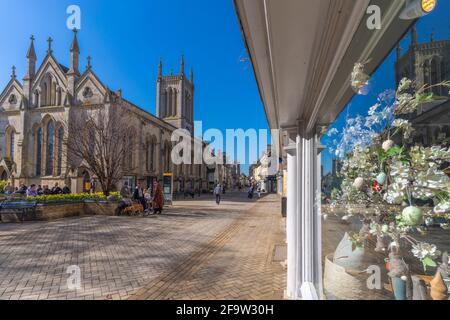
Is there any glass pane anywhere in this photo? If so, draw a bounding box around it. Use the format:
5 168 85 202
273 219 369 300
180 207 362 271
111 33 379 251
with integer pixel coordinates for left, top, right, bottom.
321 3 450 300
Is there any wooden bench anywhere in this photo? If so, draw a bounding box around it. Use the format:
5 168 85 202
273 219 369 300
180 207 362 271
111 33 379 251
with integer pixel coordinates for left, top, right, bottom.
0 200 38 222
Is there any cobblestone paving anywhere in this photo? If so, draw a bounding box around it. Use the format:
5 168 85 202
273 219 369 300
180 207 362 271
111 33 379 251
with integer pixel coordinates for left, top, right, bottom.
0 193 286 300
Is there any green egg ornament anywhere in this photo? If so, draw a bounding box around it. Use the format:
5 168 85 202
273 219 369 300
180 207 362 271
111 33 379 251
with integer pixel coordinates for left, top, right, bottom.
402 206 424 227
376 172 387 185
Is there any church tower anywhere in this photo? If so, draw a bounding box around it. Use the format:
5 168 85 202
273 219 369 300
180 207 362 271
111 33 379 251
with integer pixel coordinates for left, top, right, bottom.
156 56 195 135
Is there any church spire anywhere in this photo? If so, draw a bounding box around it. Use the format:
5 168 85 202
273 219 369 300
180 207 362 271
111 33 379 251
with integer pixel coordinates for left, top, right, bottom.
411 24 417 46
158 57 163 79
47 36 53 55
25 35 36 79
70 28 80 53
396 44 401 61
180 55 185 76
11 66 16 80
27 35 36 60
68 28 80 75
86 56 92 70
190 68 194 84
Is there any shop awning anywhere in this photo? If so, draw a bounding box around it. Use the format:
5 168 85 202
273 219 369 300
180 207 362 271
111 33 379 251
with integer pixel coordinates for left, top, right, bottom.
234 0 415 136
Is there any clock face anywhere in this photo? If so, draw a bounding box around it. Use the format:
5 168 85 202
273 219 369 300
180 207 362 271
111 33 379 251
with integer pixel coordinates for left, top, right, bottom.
421 0 436 13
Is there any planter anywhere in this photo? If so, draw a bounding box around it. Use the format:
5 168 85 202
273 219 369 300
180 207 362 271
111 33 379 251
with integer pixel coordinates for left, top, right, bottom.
1 201 119 223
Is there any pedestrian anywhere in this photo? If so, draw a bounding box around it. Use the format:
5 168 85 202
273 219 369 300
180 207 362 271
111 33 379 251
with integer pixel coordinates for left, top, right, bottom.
52 183 62 195
247 186 254 199
144 188 152 215
133 183 146 211
26 184 38 197
214 183 222 205
120 182 131 199
43 185 52 195
152 180 164 215
257 186 261 199
37 185 43 195
90 178 96 194
62 185 71 194
4 182 14 194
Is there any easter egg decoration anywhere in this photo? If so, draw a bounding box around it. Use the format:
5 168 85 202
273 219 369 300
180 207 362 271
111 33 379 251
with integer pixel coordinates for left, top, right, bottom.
371 181 382 193
353 177 365 191
376 172 387 185
382 140 395 152
402 206 424 227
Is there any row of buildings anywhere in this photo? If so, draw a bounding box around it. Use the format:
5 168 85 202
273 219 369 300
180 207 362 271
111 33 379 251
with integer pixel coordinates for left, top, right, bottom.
0 30 236 194
248 145 283 194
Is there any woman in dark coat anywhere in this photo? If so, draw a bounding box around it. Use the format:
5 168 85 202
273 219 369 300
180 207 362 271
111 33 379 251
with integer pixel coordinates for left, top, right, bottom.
152 181 165 215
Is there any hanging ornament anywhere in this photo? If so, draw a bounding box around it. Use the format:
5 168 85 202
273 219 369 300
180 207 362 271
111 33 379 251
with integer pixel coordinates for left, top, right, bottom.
382 140 395 152
402 206 424 227
353 177 365 190
376 172 387 185
351 62 370 94
372 181 383 193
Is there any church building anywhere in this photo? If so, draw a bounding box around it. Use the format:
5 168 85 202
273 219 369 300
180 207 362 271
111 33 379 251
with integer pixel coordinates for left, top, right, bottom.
0 30 207 193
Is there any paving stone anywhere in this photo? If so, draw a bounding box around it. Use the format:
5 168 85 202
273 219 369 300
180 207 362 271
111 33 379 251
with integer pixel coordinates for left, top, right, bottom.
0 193 285 300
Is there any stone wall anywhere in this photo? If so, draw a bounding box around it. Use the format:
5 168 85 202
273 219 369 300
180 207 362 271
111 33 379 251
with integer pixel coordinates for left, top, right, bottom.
0 201 118 223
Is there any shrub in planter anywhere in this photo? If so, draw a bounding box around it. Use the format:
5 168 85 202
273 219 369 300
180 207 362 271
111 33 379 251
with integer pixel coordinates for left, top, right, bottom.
28 192 122 204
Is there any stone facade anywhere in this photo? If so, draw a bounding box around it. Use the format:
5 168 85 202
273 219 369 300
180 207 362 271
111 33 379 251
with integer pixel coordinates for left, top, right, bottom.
0 31 208 193
395 25 450 147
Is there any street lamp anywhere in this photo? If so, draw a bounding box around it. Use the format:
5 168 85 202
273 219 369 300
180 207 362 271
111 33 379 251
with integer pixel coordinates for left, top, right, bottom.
399 0 437 20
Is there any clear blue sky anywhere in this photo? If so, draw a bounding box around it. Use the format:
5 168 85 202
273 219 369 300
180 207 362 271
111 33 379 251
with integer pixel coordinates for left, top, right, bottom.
0 0 269 174
321 0 450 174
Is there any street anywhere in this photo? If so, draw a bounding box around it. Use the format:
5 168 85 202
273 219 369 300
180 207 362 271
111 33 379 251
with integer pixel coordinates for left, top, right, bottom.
0 192 286 300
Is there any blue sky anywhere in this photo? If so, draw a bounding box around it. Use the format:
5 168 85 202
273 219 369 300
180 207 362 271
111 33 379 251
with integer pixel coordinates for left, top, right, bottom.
321 0 450 174
0 0 269 174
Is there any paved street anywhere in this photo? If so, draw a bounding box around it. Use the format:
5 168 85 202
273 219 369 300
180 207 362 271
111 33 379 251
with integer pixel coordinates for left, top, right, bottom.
0 192 286 300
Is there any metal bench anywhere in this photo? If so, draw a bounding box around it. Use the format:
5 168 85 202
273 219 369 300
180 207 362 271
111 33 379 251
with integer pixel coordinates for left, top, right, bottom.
0 200 38 222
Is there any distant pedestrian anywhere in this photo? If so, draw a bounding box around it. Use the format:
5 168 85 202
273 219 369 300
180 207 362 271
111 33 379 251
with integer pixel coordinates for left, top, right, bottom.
152 180 164 215
52 183 62 195
26 184 38 197
120 182 131 198
133 183 146 210
62 185 71 194
214 184 222 205
42 185 52 195
4 182 14 194
247 186 254 199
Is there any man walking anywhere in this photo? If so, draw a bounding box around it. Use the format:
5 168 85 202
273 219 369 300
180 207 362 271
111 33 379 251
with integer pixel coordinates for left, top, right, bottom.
214 183 222 205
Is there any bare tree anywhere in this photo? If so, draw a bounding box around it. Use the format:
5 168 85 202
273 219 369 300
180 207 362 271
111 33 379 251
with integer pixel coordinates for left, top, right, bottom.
64 106 137 196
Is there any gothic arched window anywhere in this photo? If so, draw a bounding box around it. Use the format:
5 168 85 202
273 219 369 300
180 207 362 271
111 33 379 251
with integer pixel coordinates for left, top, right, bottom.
46 120 55 176
431 59 439 95
57 127 64 176
36 127 42 176
57 88 62 106
423 61 431 91
167 88 172 117
172 89 177 116
127 133 134 171
42 83 48 106
34 90 40 107
146 141 151 172
9 129 15 161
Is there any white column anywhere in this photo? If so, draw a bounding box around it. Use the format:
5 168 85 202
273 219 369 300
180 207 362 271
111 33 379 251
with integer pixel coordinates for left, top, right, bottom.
285 143 297 299
295 126 322 300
